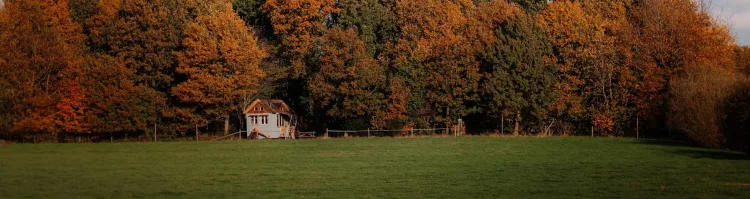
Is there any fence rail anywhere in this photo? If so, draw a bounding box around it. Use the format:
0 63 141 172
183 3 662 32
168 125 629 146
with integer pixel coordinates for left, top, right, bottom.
210 131 243 141
325 128 457 138
327 128 449 133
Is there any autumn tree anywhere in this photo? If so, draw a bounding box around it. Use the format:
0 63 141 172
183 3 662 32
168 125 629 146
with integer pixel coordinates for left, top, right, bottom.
262 0 336 78
76 55 160 135
629 0 736 135
369 77 410 129
87 0 188 89
387 0 481 128
537 1 589 133
305 28 385 129
538 0 636 136
86 0 196 135
328 0 399 129
173 0 266 135
2 0 744 141
68 0 98 24
54 62 88 134
632 0 735 73
668 66 738 148
579 0 637 136
0 0 87 136
736 46 750 75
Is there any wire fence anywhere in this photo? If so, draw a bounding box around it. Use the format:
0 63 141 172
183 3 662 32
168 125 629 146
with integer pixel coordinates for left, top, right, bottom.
1 125 465 143
325 128 459 138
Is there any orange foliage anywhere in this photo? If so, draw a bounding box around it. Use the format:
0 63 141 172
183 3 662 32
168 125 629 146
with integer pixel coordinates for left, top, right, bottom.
0 0 86 134
371 77 410 129
55 76 88 133
737 46 750 74
466 0 523 50
86 0 186 89
537 1 588 115
307 28 384 121
84 0 197 133
630 0 736 118
393 0 481 125
668 67 741 148
1 0 744 138
539 0 636 135
173 0 266 122
263 0 336 77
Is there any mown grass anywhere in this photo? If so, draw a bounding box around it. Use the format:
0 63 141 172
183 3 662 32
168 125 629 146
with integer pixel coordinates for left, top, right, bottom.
1 137 749 198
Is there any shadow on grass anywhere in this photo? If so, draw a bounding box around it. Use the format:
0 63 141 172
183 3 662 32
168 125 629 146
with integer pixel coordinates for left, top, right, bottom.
638 139 750 160
672 150 750 160
638 139 695 147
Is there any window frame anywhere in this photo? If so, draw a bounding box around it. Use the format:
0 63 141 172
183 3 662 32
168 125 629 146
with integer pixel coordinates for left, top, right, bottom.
260 115 268 125
249 116 257 125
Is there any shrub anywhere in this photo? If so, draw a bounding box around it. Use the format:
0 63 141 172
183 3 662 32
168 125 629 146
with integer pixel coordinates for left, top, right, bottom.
723 80 750 152
668 67 739 148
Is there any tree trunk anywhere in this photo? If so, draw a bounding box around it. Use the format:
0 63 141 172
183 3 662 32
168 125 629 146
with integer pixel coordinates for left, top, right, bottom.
224 117 230 136
513 112 520 136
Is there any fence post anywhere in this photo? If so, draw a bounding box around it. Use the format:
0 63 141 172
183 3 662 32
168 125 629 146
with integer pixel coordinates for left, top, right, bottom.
591 126 594 138
457 118 463 137
325 128 329 139
367 128 370 137
410 127 414 137
636 118 639 139
110 132 113 143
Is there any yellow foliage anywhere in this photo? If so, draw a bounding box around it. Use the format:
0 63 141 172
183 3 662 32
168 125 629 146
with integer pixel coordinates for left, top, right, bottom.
173 0 266 120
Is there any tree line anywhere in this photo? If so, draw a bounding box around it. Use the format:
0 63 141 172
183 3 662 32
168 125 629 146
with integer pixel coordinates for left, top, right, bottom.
1 0 748 149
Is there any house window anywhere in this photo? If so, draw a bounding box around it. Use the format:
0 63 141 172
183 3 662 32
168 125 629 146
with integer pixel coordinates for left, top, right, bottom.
260 116 268 125
249 116 257 125
250 115 269 125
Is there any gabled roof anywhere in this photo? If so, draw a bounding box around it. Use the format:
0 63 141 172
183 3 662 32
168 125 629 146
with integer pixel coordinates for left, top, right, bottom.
244 99 295 115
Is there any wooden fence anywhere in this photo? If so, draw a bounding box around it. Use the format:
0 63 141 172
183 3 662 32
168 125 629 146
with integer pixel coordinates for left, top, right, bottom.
324 127 462 138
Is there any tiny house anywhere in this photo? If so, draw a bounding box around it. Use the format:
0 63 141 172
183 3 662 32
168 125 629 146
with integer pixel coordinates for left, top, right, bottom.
244 99 297 139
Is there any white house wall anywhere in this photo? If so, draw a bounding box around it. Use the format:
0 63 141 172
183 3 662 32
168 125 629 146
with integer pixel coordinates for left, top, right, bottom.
246 113 287 138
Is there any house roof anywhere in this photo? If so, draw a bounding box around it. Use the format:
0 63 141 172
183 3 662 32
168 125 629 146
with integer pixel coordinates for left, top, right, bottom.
245 99 295 115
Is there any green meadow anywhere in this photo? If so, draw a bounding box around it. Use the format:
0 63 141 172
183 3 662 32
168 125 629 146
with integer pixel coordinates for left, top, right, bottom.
1 137 749 198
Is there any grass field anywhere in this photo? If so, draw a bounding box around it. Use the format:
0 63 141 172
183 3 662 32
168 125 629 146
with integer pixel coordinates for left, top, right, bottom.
1 137 749 198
